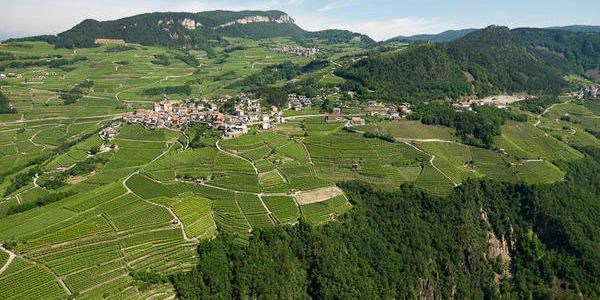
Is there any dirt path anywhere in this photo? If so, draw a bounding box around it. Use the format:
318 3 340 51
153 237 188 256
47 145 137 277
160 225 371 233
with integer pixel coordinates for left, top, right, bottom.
0 244 72 295
234 192 253 231
79 274 128 294
181 130 190 150
123 143 195 243
0 113 123 125
401 141 459 187
33 173 39 188
535 99 571 127
300 141 314 166
29 131 46 149
124 175 197 242
257 195 276 224
215 140 258 174
0 245 16 275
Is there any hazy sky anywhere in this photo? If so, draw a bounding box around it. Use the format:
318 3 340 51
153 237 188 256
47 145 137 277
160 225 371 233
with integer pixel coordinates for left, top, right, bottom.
1 0 599 41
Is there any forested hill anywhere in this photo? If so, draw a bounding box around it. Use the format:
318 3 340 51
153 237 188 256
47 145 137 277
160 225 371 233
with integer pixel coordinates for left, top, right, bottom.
546 25 600 33
386 25 600 44
512 28 600 72
336 26 598 103
12 10 374 50
387 28 478 43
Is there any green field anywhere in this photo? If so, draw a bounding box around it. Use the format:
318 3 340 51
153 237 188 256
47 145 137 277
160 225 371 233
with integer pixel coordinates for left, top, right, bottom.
305 131 429 189
365 120 456 140
494 122 584 161
262 196 300 223
300 195 352 224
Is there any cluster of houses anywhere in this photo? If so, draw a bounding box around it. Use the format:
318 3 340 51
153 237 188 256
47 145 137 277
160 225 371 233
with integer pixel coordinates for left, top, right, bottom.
269 46 320 57
1 71 58 82
99 121 121 140
568 86 600 99
366 100 404 119
324 106 365 126
30 70 57 81
0 73 23 79
453 99 508 111
123 96 283 139
288 94 313 110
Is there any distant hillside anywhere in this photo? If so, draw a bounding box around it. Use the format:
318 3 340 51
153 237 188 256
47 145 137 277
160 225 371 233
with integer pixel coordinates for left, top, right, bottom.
12 10 373 51
387 29 478 43
512 28 600 72
337 26 574 102
0 32 25 43
546 25 600 33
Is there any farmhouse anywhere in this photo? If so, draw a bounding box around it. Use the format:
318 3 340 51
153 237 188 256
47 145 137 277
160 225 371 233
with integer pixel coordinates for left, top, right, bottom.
348 117 365 126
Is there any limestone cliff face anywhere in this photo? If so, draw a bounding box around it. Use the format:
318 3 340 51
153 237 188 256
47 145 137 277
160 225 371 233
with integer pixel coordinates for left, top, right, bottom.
213 14 295 29
180 18 201 30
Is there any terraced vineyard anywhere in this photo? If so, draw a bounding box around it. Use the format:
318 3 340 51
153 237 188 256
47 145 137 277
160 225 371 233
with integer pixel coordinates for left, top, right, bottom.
494 122 584 161
0 25 596 299
305 131 429 190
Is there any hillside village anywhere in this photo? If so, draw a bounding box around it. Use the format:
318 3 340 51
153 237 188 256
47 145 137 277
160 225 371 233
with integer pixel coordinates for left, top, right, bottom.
269 46 320 56
123 95 283 138
121 93 385 139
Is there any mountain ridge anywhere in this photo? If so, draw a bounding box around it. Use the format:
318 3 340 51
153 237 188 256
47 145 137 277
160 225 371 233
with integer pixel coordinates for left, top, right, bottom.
387 24 600 43
10 10 374 50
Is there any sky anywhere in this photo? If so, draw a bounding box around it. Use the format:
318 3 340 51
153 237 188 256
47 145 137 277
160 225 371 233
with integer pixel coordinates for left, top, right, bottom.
1 0 599 41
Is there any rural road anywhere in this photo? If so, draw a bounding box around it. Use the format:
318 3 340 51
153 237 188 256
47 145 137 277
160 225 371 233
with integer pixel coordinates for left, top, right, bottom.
0 113 123 125
282 113 363 121
535 99 571 127
395 137 457 143
215 140 258 174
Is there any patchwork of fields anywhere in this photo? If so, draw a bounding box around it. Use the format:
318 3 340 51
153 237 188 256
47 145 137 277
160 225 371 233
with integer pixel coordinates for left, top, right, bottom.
0 39 597 299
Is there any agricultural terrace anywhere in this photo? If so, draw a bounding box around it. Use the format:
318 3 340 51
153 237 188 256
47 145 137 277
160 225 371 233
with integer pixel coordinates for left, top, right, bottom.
415 142 565 185
0 39 365 298
537 102 600 147
493 121 583 161
304 130 430 191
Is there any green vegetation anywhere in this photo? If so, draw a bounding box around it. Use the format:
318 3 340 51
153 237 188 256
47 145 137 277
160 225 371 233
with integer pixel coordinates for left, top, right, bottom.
337 26 574 103
410 102 527 147
262 196 299 223
0 14 599 299
172 146 600 299
494 122 584 161
0 92 16 114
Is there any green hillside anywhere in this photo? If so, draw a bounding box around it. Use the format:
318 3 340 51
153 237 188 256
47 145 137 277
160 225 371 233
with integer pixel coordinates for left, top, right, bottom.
337 26 576 103
0 9 599 299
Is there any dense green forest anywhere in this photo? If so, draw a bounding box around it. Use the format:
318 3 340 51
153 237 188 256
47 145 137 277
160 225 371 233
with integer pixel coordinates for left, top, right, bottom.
170 146 600 299
512 28 600 72
336 26 575 103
